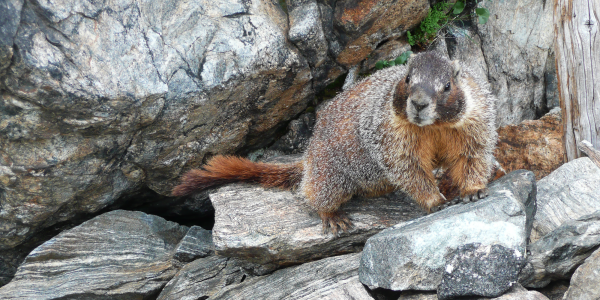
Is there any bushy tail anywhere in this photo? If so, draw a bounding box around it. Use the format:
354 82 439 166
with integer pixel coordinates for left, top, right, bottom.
172 155 303 196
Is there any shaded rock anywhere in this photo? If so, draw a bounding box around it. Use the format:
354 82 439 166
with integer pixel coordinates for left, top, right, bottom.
157 256 251 300
477 0 556 126
437 243 525 299
333 0 429 66
521 211 600 288
211 253 374 300
530 157 600 242
533 281 569 300
0 0 312 250
211 183 425 272
446 25 489 84
359 170 536 291
0 210 188 299
287 0 344 90
396 284 549 300
0 0 23 72
495 108 565 180
562 247 600 300
173 225 214 267
360 39 411 73
269 112 316 154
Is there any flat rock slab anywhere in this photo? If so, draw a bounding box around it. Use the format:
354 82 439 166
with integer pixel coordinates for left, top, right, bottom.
210 184 425 270
521 211 600 288
359 170 536 291
210 253 373 300
531 157 600 242
0 210 188 300
157 256 250 300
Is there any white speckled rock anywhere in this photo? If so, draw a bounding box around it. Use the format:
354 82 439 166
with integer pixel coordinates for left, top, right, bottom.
0 210 188 299
359 170 536 291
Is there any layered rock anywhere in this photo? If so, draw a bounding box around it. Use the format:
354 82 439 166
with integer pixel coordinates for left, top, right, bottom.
521 211 600 288
530 157 600 242
210 253 373 300
0 210 188 299
563 247 600 300
211 183 425 272
494 108 564 179
359 170 536 292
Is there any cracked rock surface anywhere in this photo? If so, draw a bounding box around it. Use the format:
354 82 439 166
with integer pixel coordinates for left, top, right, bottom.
0 0 312 250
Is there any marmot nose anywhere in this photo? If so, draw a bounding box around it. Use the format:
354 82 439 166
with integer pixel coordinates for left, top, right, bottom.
411 101 429 112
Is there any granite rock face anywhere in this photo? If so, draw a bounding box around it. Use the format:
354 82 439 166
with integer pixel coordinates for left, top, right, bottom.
437 244 525 299
476 0 556 126
521 211 600 288
0 0 312 250
211 183 425 271
530 157 600 242
0 210 188 299
211 253 374 300
359 170 536 291
495 108 565 180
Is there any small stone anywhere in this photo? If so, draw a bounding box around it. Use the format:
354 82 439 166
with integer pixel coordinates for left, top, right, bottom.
173 226 214 266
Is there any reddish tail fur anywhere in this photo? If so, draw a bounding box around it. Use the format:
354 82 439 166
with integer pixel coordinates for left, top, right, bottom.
172 155 303 196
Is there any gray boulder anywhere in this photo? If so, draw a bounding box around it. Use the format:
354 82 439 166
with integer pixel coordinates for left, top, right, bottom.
530 157 600 242
397 284 549 300
211 253 374 300
521 211 600 288
172 225 214 267
359 170 536 291
437 243 525 299
0 0 312 250
0 210 188 299
157 256 252 300
563 247 600 300
477 0 556 126
210 183 425 272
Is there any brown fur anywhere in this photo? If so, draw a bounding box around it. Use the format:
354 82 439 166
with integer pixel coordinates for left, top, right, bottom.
172 155 302 196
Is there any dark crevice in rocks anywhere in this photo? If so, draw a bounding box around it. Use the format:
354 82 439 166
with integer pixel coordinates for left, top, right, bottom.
364 285 403 300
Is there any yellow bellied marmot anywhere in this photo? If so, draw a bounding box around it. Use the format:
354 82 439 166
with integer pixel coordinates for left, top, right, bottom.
172 51 498 234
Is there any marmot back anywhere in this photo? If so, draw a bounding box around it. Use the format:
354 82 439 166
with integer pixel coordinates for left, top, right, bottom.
173 51 498 234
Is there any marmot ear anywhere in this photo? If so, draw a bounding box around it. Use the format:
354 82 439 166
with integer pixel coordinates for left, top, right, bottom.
452 60 461 78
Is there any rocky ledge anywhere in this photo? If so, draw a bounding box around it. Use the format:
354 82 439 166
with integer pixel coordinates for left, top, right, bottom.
1 156 599 299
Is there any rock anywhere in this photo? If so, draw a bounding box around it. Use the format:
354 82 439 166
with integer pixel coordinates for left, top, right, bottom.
476 0 556 126
0 0 312 251
0 210 188 299
333 0 429 66
210 183 425 272
562 247 600 300
269 112 316 154
437 243 525 299
521 211 600 288
157 256 251 300
210 253 374 300
0 0 23 72
530 157 600 242
173 225 214 267
495 108 565 180
359 170 536 291
360 39 411 73
534 281 569 300
446 25 491 91
396 284 549 300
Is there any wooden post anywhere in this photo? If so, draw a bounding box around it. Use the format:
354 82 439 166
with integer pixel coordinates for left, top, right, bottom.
554 0 600 161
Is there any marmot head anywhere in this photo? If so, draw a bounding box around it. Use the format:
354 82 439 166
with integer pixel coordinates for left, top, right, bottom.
393 52 465 126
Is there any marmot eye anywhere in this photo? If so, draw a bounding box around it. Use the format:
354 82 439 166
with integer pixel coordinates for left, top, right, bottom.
444 82 451 91
405 74 410 83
